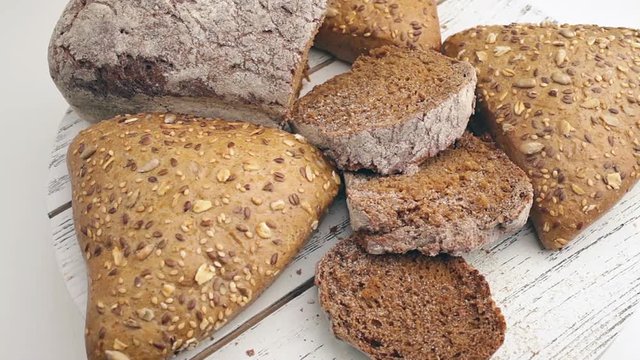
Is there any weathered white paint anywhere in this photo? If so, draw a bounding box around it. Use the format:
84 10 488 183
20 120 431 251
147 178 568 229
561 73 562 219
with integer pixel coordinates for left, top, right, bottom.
47 0 640 359
211 188 640 360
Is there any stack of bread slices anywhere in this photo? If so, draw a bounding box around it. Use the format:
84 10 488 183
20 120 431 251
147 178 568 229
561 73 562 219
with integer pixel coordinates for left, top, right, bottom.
289 43 532 359
48 0 640 359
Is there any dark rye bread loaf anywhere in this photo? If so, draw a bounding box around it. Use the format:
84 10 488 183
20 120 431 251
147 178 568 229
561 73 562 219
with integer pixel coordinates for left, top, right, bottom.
345 133 533 256
289 46 476 175
315 0 441 63
68 113 340 360
49 0 327 126
316 237 506 360
443 24 640 249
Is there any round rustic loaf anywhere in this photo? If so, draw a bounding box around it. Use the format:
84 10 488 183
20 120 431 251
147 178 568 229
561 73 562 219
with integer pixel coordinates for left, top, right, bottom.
49 0 328 126
67 113 341 360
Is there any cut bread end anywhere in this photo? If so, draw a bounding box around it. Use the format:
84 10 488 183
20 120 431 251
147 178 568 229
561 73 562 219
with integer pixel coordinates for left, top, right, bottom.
316 237 506 360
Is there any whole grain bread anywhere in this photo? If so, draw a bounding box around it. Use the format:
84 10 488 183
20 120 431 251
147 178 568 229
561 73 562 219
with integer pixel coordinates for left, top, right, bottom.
316 236 506 360
315 0 441 63
289 46 476 175
68 113 340 360
49 0 327 126
443 24 640 249
345 133 533 255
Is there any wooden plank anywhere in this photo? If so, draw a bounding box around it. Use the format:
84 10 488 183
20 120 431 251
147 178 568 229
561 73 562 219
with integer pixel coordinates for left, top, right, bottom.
211 287 363 360
45 49 338 217
51 208 88 308
438 0 552 38
211 184 640 360
46 109 91 217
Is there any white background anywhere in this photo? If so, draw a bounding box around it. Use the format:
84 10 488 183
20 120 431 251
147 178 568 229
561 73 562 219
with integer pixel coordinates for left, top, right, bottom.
0 0 638 359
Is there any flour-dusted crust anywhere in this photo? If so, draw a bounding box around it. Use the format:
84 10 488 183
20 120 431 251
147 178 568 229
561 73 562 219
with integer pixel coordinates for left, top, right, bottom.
316 237 506 360
289 46 476 175
345 133 533 256
49 0 327 126
315 0 441 63
67 113 340 360
444 24 640 249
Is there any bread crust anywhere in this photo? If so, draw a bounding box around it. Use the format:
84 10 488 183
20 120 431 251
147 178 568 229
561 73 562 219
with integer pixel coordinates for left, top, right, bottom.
345 133 533 255
443 24 640 249
49 0 327 126
316 237 506 360
68 113 340 360
315 0 442 63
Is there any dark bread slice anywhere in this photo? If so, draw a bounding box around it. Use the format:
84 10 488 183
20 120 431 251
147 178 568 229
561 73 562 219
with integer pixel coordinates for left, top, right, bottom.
289 46 476 175
315 237 506 360
345 133 533 256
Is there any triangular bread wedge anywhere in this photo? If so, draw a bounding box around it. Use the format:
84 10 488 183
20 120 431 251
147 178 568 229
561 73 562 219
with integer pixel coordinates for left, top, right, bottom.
346 133 533 255
68 113 340 360
444 24 640 249
316 236 506 360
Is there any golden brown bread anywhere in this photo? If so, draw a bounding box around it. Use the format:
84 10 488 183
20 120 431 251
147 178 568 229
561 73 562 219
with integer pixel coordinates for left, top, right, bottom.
443 24 640 249
315 0 441 63
67 113 340 360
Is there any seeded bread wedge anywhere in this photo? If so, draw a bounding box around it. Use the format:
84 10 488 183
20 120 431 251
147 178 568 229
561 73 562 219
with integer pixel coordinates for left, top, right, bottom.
315 0 441 63
68 113 340 360
289 46 476 175
49 0 327 126
443 24 640 249
345 133 533 255
316 236 506 360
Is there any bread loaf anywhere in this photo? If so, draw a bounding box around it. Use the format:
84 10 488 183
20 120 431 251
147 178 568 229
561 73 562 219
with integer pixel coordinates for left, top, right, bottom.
49 0 327 126
289 46 476 175
346 133 533 256
315 0 441 63
316 236 506 360
67 113 340 360
443 24 640 249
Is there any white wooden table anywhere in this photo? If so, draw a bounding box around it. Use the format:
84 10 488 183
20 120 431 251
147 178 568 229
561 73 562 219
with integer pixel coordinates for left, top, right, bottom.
40 0 640 359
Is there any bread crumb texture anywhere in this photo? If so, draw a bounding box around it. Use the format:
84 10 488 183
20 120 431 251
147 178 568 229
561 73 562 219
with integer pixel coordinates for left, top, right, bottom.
346 133 533 255
444 24 640 249
293 46 472 132
316 237 506 360
68 113 340 360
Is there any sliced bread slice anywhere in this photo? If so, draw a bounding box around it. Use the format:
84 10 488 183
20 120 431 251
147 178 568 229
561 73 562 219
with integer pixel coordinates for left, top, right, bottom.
289 46 476 175
345 133 533 255
316 237 506 360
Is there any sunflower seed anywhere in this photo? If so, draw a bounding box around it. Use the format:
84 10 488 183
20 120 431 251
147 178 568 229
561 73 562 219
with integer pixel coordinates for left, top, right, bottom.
519 142 544 154
137 158 160 173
